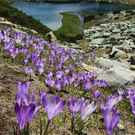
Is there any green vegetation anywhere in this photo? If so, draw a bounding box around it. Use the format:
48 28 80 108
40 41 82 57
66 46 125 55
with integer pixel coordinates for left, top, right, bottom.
0 0 50 34
54 12 83 42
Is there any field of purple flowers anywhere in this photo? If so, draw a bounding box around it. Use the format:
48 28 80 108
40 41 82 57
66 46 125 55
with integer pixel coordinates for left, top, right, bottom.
0 27 135 135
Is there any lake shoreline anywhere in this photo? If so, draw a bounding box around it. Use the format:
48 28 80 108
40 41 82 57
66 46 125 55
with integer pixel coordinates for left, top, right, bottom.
22 1 113 4
22 0 135 5
14 1 135 33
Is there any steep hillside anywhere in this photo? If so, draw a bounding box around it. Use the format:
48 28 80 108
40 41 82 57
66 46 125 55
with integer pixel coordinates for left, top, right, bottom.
0 0 50 35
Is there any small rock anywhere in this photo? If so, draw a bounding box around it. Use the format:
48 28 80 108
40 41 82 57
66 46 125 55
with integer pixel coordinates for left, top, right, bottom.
130 65 135 70
90 38 104 45
128 56 135 65
103 32 111 37
109 47 128 59
92 32 102 39
96 58 135 86
112 28 121 33
47 31 57 42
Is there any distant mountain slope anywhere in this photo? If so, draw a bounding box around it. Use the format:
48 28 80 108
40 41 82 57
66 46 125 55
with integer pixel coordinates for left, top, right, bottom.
0 0 50 35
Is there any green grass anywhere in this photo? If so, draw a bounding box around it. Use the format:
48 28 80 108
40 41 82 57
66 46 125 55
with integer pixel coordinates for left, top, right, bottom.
0 0 50 34
54 12 83 42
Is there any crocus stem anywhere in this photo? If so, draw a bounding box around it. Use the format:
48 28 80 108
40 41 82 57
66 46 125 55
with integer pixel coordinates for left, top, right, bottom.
71 115 74 134
43 120 50 135
26 123 30 135
22 123 29 135
39 118 43 135
134 118 135 125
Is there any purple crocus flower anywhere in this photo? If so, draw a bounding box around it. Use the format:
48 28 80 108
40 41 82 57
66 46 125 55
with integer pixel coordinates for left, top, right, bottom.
56 63 64 70
101 106 120 135
86 72 96 80
16 81 30 105
94 80 109 88
67 97 82 116
4 40 14 51
24 54 31 65
77 72 84 81
15 83 39 129
80 100 96 120
0 30 4 40
9 48 19 59
45 78 55 88
47 72 53 78
101 95 122 135
15 97 39 129
63 76 70 86
41 92 65 120
56 71 64 79
128 88 135 115
31 52 39 63
55 79 63 91
69 73 77 85
83 80 92 91
20 48 28 55
104 95 122 111
24 66 33 75
93 90 101 98
35 59 44 74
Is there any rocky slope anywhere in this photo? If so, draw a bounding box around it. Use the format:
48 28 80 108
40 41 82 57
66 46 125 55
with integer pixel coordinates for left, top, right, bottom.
83 10 135 86
84 10 135 50
63 10 135 87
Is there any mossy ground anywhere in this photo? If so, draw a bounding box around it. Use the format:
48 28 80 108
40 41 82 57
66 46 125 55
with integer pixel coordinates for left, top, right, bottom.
54 12 83 42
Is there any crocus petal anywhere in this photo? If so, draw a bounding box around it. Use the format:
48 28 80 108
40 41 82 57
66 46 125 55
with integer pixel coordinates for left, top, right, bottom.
128 89 135 115
45 78 55 87
27 103 40 122
17 81 30 94
56 71 64 79
83 80 92 91
41 94 65 120
102 107 120 135
16 82 30 105
55 80 62 91
15 83 38 129
15 103 29 129
67 97 82 116
105 95 122 110
93 90 101 98
80 101 96 120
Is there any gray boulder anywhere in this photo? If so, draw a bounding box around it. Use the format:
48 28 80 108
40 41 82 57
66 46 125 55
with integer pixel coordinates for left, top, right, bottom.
96 58 135 86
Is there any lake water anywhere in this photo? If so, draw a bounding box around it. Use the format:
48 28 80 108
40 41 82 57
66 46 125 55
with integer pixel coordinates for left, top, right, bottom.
14 2 133 30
